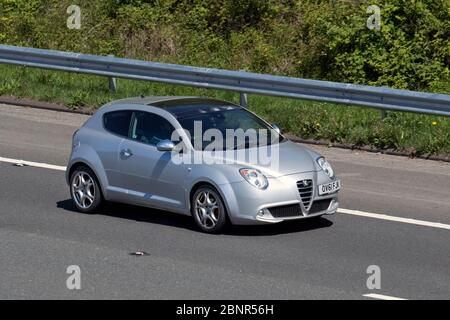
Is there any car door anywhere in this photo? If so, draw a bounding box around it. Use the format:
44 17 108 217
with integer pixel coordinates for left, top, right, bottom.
98 110 133 202
117 110 187 211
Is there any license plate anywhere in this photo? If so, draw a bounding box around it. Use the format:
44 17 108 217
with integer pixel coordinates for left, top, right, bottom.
318 180 341 195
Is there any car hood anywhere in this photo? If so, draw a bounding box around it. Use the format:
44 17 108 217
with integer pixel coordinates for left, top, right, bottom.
201 140 319 178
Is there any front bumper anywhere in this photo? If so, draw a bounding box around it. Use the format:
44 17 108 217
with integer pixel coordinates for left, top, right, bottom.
220 170 339 225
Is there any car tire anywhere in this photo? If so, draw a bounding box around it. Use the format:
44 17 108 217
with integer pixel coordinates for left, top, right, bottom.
191 186 228 234
70 166 102 213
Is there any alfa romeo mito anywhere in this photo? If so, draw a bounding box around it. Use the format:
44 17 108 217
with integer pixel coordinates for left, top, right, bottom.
67 96 340 233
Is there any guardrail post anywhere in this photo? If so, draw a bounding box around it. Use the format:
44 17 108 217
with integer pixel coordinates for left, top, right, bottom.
109 77 117 93
380 110 387 119
108 55 117 93
240 92 248 108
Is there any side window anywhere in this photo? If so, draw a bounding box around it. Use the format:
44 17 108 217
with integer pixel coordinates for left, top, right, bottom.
103 111 133 137
130 111 175 146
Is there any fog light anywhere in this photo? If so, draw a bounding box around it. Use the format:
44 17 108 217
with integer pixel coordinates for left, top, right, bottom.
326 199 339 214
257 210 265 217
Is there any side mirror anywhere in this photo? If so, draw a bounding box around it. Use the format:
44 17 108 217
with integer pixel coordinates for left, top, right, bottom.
156 139 175 152
271 124 281 134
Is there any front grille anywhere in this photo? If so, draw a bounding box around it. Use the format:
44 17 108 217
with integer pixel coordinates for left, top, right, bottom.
297 179 313 209
269 204 302 218
309 199 332 214
268 199 332 218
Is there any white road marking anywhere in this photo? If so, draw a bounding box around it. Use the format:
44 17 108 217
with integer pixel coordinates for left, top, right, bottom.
363 293 407 300
338 208 450 231
1 155 450 231
0 156 66 171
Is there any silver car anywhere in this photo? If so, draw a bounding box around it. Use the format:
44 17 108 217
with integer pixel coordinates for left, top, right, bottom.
67 96 340 233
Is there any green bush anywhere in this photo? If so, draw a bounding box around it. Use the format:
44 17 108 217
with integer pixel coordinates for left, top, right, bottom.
327 0 450 91
1 0 448 91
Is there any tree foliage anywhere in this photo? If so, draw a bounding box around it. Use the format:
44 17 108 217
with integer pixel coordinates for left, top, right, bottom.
0 0 449 92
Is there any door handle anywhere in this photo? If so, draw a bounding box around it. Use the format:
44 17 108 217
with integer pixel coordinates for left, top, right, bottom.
120 148 133 158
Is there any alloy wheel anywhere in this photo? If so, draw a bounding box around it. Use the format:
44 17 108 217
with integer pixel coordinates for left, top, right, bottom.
71 171 96 209
194 190 221 230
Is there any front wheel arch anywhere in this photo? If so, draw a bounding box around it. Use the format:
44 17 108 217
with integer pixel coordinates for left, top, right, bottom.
189 182 229 217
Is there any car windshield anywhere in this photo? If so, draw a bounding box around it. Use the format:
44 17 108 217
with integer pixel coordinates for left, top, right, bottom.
176 106 285 151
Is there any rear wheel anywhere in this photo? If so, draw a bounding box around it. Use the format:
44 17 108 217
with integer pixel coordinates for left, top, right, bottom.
191 186 228 233
70 166 102 213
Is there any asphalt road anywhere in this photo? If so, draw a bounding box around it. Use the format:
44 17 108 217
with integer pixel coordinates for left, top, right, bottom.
0 104 449 299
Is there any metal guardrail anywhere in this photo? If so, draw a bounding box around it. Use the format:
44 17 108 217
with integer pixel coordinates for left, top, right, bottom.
1 44 450 116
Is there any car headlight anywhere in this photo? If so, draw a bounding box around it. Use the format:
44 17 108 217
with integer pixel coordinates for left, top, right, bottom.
317 157 334 178
239 168 268 189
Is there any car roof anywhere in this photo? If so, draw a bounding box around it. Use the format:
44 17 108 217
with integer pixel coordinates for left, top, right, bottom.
109 96 242 118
